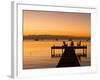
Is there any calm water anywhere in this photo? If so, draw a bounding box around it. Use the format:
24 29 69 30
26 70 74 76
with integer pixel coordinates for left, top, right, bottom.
23 40 91 69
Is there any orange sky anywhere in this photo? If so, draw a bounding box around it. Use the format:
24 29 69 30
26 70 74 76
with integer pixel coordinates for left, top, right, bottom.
23 10 91 37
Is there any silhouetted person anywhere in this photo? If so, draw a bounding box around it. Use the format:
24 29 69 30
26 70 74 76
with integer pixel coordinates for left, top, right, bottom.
62 41 67 47
56 41 80 67
70 40 74 46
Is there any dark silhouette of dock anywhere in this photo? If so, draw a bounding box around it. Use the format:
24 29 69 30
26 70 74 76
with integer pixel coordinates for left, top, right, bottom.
56 46 80 67
51 45 87 67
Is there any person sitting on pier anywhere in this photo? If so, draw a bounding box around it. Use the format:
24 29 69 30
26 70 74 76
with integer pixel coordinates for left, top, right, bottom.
70 40 74 46
62 41 68 47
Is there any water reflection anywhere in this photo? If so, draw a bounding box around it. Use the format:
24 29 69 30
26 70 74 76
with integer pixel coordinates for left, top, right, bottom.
23 40 91 69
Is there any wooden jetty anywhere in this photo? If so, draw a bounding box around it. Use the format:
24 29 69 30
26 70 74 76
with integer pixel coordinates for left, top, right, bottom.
51 45 87 60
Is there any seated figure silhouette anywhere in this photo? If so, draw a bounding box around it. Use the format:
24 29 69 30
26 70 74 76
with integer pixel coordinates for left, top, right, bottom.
56 41 80 67
62 41 68 47
70 40 74 46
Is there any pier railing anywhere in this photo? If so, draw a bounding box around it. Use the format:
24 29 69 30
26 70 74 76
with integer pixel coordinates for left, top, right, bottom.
51 45 87 60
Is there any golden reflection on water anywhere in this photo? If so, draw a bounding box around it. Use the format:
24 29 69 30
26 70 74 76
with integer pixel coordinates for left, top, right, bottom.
23 40 91 69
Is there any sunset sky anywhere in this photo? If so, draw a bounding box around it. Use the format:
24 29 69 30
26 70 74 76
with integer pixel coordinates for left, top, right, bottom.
23 10 91 37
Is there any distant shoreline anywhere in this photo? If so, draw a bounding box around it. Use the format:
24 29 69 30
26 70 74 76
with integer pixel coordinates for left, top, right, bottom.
23 35 90 41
